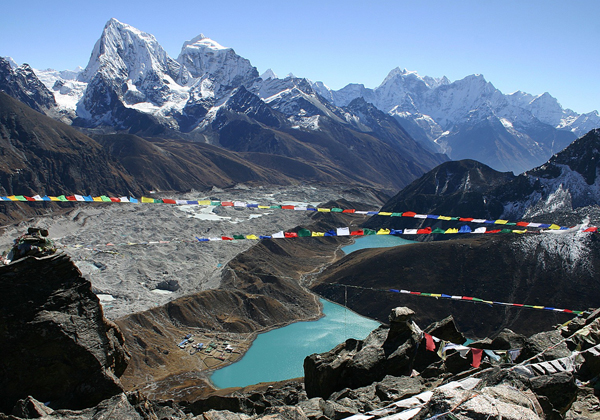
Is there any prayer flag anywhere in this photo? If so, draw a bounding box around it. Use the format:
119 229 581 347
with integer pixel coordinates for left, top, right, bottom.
424 333 435 351
471 348 483 368
337 227 350 236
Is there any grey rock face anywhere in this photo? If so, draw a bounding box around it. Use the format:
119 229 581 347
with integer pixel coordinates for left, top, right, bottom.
304 307 421 399
0 253 129 412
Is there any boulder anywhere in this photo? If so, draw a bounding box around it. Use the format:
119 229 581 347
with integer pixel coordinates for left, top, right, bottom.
529 371 579 418
427 384 543 420
304 307 421 399
10 396 53 418
0 253 129 413
258 406 309 420
517 330 571 363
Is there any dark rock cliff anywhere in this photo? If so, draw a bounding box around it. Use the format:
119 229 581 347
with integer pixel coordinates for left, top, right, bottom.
0 253 129 413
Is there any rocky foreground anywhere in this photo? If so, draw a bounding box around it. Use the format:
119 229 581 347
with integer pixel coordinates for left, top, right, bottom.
2 252 600 419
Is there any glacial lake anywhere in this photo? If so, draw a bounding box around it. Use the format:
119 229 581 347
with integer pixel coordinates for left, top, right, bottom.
210 299 380 388
342 234 415 254
210 235 414 389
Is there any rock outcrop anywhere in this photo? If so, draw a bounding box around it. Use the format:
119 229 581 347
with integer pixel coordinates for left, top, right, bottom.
3 305 600 419
0 253 129 413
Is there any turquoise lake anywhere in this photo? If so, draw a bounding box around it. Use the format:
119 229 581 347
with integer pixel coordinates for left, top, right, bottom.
210 235 413 389
210 299 380 388
341 234 415 254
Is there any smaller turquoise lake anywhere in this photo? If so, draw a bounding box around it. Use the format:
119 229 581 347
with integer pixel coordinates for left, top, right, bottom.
342 234 415 254
210 299 380 388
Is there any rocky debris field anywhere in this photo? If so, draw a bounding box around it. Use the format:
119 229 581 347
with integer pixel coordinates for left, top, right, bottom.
0 184 385 319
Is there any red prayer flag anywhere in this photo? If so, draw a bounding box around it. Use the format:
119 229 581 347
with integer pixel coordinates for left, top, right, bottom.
417 227 432 234
516 221 530 227
343 209 356 213
110 197 120 202
350 230 364 236
459 217 474 222
25 196 36 201
284 232 298 238
281 205 295 210
221 236 233 240
424 333 435 351
402 211 417 218
221 201 234 207
66 196 76 201
471 348 483 368
162 199 176 204
583 227 598 232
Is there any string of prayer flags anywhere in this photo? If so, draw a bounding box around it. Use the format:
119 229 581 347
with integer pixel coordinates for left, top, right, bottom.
3 193 596 233
387 288 585 315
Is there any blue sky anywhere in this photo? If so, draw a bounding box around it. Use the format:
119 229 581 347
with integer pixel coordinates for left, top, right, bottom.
1 0 598 114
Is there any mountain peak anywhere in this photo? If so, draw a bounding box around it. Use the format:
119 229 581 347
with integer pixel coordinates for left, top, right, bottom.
260 69 278 80
181 34 227 52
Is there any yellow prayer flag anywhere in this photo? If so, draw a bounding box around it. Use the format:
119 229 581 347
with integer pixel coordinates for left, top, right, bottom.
246 235 259 240
258 205 270 209
311 232 325 237
513 230 527 234
317 208 331 212
93 197 103 202
7 196 17 201
141 197 154 203
430 294 442 298
495 220 508 224
549 224 561 230
378 212 392 216
438 216 452 221
445 228 459 234
197 200 211 205
376 228 390 235
49 196 61 201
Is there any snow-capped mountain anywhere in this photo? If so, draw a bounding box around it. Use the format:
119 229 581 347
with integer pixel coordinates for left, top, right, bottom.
314 68 599 174
4 18 598 180
499 128 600 219
369 128 600 230
0 57 56 113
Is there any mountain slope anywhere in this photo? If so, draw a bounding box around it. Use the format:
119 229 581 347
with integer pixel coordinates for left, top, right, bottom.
313 233 600 338
0 92 141 197
365 129 600 230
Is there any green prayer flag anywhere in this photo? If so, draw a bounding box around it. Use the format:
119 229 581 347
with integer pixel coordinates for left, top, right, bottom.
297 228 312 237
58 195 67 202
101 196 111 202
363 228 377 235
233 235 245 240
432 228 446 234
331 208 343 212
